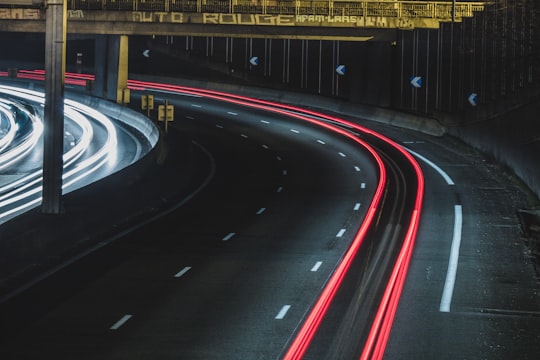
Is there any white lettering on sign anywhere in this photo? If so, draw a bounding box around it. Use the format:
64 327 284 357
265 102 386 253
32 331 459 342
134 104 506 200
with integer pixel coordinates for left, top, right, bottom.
295 15 358 23
203 13 295 26
132 12 184 23
0 8 41 19
359 16 389 28
68 10 84 19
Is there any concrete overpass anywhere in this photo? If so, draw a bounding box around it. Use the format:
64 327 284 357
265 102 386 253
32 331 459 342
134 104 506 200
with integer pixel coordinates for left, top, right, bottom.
1 1 487 40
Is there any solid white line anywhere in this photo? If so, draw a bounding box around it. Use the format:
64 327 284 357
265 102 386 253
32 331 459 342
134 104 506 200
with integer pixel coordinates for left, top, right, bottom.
406 148 455 185
336 229 346 237
317 139 326 145
110 315 132 330
440 205 463 312
256 207 266 215
275 305 291 319
311 261 323 272
354 166 361 172
354 203 361 211
222 232 236 241
338 152 346 157
174 266 192 278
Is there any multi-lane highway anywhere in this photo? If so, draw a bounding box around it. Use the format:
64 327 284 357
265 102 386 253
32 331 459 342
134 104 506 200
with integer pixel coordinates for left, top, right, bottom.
0 83 155 224
0 73 538 359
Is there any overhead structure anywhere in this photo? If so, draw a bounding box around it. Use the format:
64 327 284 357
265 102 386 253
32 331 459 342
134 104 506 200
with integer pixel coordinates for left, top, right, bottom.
42 0 66 214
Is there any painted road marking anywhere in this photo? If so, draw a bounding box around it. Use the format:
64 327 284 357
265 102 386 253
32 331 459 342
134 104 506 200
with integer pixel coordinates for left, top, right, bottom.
275 305 291 319
110 315 132 330
241 134 248 139
354 166 361 172
276 156 282 161
260 120 271 124
317 140 326 145
311 261 323 272
290 129 300 134
283 170 288 175
407 148 455 185
338 152 346 157
227 111 238 116
262 144 269 149
222 232 236 241
354 203 361 211
216 124 224 129
361 183 366 189
440 205 463 312
174 266 192 278
256 207 266 215
336 229 346 237
191 104 202 108
276 186 284 193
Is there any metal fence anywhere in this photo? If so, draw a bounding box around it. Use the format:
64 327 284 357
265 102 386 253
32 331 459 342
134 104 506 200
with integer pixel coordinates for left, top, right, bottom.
62 0 487 20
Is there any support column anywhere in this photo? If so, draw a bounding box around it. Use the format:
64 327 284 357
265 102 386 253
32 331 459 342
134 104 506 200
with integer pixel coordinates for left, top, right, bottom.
42 0 66 214
94 35 129 103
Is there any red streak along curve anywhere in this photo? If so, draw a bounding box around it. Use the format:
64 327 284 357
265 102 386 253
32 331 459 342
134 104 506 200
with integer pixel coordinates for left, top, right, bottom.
2 71 424 359
127 79 424 360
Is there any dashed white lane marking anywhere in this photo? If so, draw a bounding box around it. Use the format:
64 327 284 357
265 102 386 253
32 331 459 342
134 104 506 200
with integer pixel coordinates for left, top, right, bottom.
256 207 266 215
227 111 238 116
311 261 323 272
216 124 224 129
110 315 132 330
222 232 236 241
275 305 291 320
191 104 202 108
290 129 300 134
241 134 248 139
354 166 361 172
440 205 463 313
283 170 288 175
260 120 271 124
276 156 282 161
174 266 192 278
317 140 326 145
262 144 269 149
186 116 195 120
336 229 346 237
338 152 347 157
276 186 284 193
361 183 366 189
354 203 361 211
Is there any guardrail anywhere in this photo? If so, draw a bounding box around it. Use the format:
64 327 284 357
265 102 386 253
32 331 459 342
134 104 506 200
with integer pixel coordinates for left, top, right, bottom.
0 1 487 21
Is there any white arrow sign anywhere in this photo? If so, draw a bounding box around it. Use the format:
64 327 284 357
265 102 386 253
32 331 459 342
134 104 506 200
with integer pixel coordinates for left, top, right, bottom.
468 93 478 106
410 76 422 88
335 64 346 76
143 49 150 58
249 56 259 66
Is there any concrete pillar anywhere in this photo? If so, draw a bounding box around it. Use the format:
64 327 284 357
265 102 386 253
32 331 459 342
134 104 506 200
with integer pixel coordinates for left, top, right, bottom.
106 35 129 103
93 35 106 98
42 0 67 214
93 35 129 103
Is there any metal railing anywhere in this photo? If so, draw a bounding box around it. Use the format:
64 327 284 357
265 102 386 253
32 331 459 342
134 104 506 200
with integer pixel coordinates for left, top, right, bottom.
61 1 487 20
